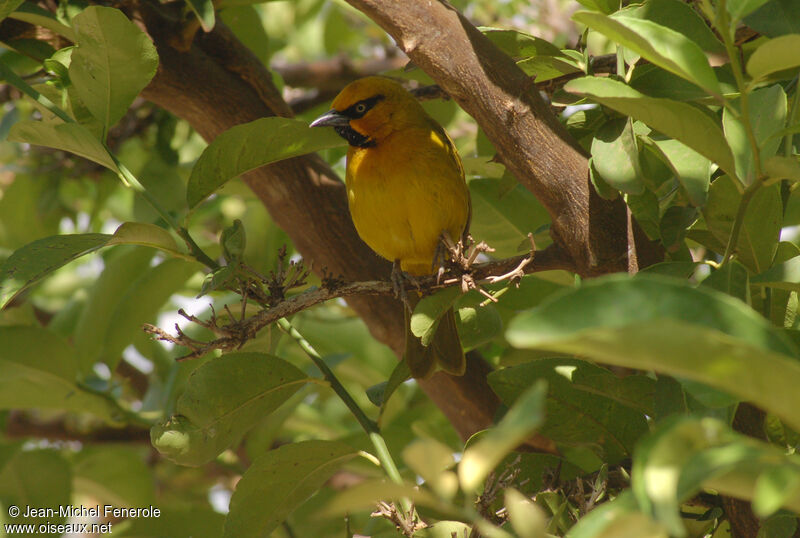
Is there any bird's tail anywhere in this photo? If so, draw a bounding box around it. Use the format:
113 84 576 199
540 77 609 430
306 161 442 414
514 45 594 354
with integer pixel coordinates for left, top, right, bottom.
404 306 465 379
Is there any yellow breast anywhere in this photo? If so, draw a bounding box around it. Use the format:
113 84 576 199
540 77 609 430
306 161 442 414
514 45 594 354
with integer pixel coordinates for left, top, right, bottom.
346 124 470 276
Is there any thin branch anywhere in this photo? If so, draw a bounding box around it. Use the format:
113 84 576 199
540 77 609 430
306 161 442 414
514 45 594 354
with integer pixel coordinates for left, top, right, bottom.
143 244 572 360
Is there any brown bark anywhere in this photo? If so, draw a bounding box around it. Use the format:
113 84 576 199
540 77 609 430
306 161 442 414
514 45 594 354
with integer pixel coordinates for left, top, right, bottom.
132 0 660 447
342 0 663 276
135 5 512 443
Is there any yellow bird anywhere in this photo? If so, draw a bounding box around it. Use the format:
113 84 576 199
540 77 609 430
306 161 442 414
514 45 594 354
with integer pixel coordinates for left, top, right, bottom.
311 76 470 378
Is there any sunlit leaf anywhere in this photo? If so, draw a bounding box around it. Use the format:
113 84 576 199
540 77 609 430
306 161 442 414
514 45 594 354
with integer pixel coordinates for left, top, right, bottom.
506 274 800 431
459 380 546 491
574 12 721 96
0 233 111 307
187 118 345 208
69 6 158 131
8 121 119 172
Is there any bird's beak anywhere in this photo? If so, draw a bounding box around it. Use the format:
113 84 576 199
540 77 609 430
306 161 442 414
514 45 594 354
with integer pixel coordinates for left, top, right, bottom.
310 109 350 128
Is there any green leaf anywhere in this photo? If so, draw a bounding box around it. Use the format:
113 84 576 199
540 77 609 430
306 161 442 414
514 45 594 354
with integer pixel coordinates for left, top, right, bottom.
0 326 116 420
187 118 345 208
459 380 546 491
151 352 310 465
744 0 800 37
186 0 215 31
73 247 154 368
402 437 456 495
567 491 665 538
0 232 111 306
0 0 25 22
101 258 199 370
753 466 800 517
456 302 503 351
69 6 159 131
468 179 551 258
506 488 549 538
752 257 800 291
703 176 782 272
747 35 800 81
489 359 651 463
73 446 155 507
481 28 564 58
505 274 800 432
411 287 462 346
653 139 711 206
621 0 725 54
224 440 358 538
6 4 76 41
723 84 787 184
106 222 186 257
573 0 619 15
7 121 119 172
0 450 71 530
115 507 225 538
574 12 721 96
565 77 736 178
591 117 644 194
632 417 800 534
701 260 749 302
765 156 800 183
728 0 772 22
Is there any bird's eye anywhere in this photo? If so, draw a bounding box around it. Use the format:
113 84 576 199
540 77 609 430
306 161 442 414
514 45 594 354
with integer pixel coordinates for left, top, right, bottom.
355 103 367 114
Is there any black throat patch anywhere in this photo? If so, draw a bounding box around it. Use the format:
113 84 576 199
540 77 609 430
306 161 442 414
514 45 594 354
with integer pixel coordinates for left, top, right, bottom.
335 94 385 148
335 126 376 148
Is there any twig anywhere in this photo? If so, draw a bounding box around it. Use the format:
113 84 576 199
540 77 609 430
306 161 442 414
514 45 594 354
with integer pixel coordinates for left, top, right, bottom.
143 244 572 360
371 501 427 537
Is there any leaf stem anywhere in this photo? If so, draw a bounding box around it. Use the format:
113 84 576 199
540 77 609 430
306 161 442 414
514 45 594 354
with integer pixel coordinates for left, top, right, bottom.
718 0 762 184
275 318 406 486
721 180 761 265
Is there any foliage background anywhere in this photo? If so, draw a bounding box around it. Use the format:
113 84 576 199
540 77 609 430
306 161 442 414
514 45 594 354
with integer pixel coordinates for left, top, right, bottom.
1 0 800 537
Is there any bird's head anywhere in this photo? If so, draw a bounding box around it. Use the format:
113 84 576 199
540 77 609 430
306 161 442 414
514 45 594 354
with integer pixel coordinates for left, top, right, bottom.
310 76 425 148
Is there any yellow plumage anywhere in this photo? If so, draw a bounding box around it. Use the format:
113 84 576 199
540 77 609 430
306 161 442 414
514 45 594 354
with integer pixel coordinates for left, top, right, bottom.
311 76 470 378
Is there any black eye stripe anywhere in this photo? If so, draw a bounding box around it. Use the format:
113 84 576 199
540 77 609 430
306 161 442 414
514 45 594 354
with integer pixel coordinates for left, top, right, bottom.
340 94 385 119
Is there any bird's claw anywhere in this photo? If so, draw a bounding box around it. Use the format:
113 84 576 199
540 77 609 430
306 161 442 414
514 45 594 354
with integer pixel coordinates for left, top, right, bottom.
391 260 418 311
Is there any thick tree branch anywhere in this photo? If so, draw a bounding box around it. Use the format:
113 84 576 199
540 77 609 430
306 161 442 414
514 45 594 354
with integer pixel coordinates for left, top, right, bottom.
343 0 662 275
134 6 504 441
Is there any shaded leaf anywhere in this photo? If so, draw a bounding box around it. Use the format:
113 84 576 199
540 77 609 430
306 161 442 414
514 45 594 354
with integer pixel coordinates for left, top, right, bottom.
0 450 71 530
102 258 199 370
411 287 462 346
591 118 644 194
703 176 781 272
744 0 800 37
459 380 546 491
186 0 215 31
151 352 310 465
723 84 787 184
565 77 736 178
224 440 358 538
490 359 651 463
0 326 116 420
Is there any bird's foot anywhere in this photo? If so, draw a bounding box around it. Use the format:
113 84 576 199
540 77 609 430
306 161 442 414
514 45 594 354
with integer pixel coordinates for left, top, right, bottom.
391 260 419 311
